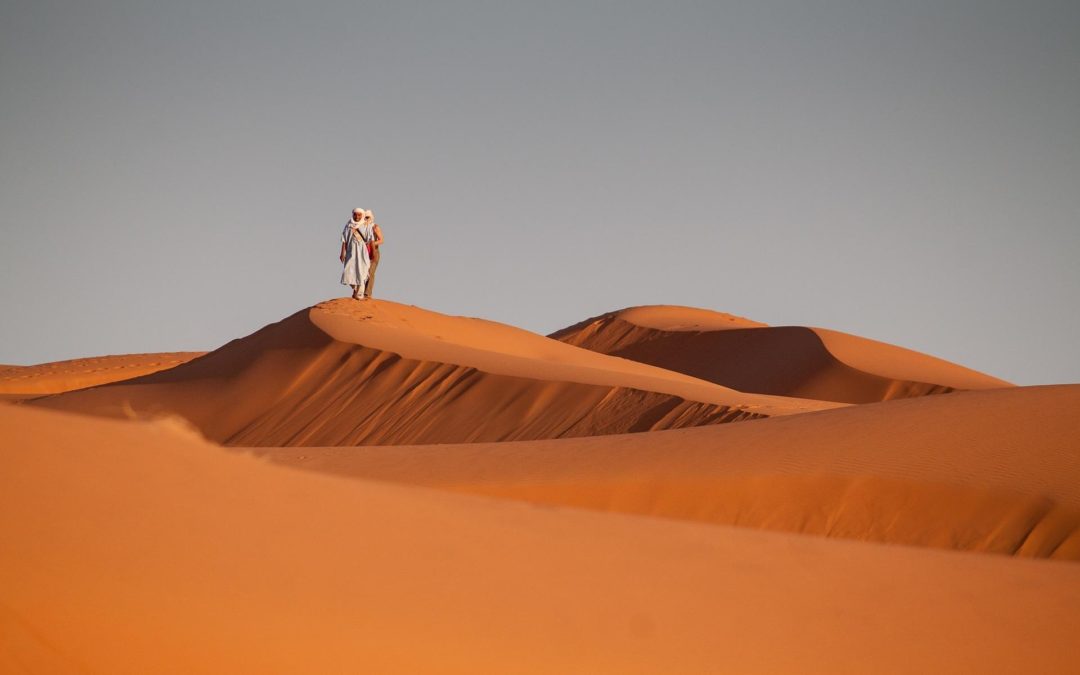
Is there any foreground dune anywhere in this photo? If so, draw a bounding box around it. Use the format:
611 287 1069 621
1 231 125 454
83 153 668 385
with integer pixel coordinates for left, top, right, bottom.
2 404 1079 674
552 305 1012 403
31 300 838 445
0 352 203 399
260 385 1080 560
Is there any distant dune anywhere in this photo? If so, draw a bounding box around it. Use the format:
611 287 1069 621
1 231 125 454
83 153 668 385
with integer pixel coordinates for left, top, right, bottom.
3 297 1077 673
0 352 203 399
552 305 1012 403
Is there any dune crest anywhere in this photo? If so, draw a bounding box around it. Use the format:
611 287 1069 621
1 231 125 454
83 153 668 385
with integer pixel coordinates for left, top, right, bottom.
552 305 1011 403
34 300 850 445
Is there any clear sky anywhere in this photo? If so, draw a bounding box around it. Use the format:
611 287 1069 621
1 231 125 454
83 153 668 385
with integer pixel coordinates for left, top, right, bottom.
2 0 1078 384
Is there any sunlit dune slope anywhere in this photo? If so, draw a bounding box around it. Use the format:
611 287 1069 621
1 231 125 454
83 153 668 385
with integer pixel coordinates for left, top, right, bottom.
307 299 830 416
552 305 1012 403
261 385 1080 560
0 352 203 398
3 404 1079 674
31 300 837 445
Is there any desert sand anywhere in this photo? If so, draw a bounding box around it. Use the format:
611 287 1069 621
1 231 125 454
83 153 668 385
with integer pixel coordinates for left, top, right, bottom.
31 300 840 445
553 306 1012 403
3 298 1079 673
0 352 203 400
261 385 1080 559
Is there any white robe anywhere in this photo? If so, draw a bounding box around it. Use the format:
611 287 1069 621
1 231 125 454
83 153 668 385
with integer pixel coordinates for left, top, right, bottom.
340 220 373 287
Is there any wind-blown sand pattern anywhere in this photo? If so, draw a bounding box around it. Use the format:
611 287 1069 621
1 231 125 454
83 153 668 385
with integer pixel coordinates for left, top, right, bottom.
4 299 1078 673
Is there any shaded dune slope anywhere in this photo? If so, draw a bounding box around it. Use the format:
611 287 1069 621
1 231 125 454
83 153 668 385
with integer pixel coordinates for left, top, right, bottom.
552 306 1011 404
260 385 1080 560
0 352 203 399
5 404 1080 673
32 301 787 446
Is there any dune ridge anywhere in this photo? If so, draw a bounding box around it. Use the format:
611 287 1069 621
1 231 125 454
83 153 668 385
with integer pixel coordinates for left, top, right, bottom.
33 301 810 446
259 385 1080 560
308 300 834 414
0 352 203 398
552 305 1012 403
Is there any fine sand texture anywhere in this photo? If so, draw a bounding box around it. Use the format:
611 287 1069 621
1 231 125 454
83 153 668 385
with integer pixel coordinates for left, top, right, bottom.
0 352 203 399
552 306 1012 403
31 300 839 445
3 403 1080 675
259 384 1080 560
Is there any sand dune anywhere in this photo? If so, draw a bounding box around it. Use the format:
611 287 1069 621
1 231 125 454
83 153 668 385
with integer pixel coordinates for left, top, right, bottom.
5 298 1078 672
31 300 839 445
260 384 1080 560
0 352 203 398
3 403 1079 674
552 305 1012 403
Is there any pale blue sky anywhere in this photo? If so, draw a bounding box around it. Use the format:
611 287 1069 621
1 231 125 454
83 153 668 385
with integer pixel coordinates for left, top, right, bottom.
1 0 1078 384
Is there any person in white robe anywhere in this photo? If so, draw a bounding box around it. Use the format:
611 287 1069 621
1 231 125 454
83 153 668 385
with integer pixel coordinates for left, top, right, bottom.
339 207 374 300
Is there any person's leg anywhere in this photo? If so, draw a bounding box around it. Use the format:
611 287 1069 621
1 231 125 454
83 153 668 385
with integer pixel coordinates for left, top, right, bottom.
351 284 361 299
365 250 380 298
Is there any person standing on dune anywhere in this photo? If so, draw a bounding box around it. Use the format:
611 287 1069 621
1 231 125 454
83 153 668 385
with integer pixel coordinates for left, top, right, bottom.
363 209 384 298
339 207 374 301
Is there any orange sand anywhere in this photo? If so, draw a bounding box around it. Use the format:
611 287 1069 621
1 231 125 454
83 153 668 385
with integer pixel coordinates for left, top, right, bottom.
4 299 1078 673
32 300 838 445
0 352 203 398
3 404 1080 674
553 305 1011 403
261 385 1080 559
